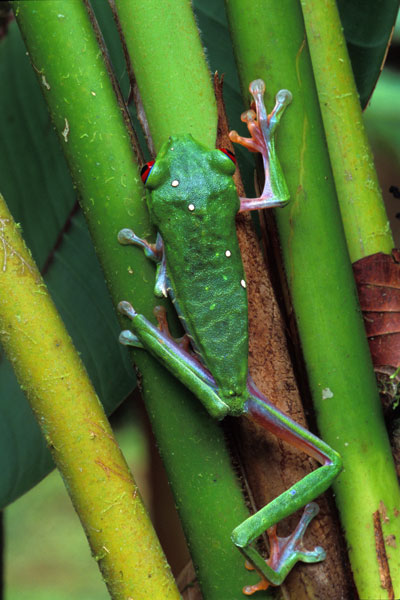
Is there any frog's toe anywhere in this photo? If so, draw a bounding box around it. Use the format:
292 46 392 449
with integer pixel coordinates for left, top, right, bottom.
118 300 137 320
243 577 270 596
119 330 143 348
241 502 325 595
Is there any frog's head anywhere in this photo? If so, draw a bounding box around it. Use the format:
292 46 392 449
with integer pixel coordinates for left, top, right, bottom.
140 134 236 191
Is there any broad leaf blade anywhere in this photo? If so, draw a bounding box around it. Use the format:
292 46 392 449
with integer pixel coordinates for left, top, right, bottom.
337 0 399 108
0 20 135 507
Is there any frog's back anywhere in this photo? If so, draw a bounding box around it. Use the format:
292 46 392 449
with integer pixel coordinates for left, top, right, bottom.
146 136 248 404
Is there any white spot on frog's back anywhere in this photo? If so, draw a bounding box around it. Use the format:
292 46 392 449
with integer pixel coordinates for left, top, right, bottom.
322 387 334 399
188 204 195 211
225 250 231 257
171 180 179 187
240 279 246 288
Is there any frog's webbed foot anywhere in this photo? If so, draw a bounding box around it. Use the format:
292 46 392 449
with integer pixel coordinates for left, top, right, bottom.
118 302 194 357
241 503 324 595
233 382 341 592
229 79 292 211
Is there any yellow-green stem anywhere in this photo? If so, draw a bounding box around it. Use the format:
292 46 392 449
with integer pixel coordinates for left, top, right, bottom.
300 0 393 262
0 193 180 600
225 0 400 596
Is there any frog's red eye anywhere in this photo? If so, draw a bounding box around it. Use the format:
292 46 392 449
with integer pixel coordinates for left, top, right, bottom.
140 161 155 183
219 148 236 164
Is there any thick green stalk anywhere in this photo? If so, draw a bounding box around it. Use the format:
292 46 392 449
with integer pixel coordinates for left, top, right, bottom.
300 0 393 262
114 2 271 598
113 0 217 151
225 0 400 597
14 1 264 598
0 194 179 600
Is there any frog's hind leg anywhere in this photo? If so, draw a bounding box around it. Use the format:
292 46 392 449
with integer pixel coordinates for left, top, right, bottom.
231 377 342 593
118 301 230 419
241 504 323 595
153 305 191 352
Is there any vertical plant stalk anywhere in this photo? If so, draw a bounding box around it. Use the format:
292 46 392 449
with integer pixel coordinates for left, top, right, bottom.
300 0 393 263
113 0 218 152
112 3 274 598
0 194 179 600
225 0 400 598
214 76 350 600
14 1 263 598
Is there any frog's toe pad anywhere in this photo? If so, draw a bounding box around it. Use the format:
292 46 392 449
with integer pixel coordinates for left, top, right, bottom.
118 300 136 320
301 544 325 563
243 578 270 596
119 330 143 348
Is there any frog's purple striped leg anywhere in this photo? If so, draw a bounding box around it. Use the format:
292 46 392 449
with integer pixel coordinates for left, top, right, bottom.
229 79 292 212
118 301 341 594
118 300 229 419
232 378 341 594
228 80 341 593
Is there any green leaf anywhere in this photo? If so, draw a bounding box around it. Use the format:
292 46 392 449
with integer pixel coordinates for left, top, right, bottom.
0 20 135 507
337 0 399 108
194 0 399 112
364 68 400 163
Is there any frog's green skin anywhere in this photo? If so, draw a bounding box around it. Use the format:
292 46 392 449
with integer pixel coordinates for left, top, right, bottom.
118 81 342 595
147 137 248 415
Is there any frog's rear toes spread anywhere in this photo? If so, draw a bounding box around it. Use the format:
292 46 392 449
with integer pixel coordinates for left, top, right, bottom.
234 501 325 595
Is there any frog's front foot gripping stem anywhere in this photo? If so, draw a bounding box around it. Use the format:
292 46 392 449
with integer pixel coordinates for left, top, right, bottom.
232 383 342 594
118 229 168 298
229 79 292 212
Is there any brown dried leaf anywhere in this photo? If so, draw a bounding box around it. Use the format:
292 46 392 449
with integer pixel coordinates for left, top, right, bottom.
353 251 400 367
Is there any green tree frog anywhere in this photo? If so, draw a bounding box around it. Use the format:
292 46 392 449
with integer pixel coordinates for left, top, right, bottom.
118 79 342 595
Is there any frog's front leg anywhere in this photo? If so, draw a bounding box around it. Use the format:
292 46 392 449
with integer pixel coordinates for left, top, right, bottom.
229 79 292 212
118 228 163 262
118 229 167 297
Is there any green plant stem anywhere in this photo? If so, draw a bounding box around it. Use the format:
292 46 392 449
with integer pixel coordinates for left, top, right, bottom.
14 1 264 598
0 194 179 600
225 0 400 597
300 0 393 262
113 0 218 152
